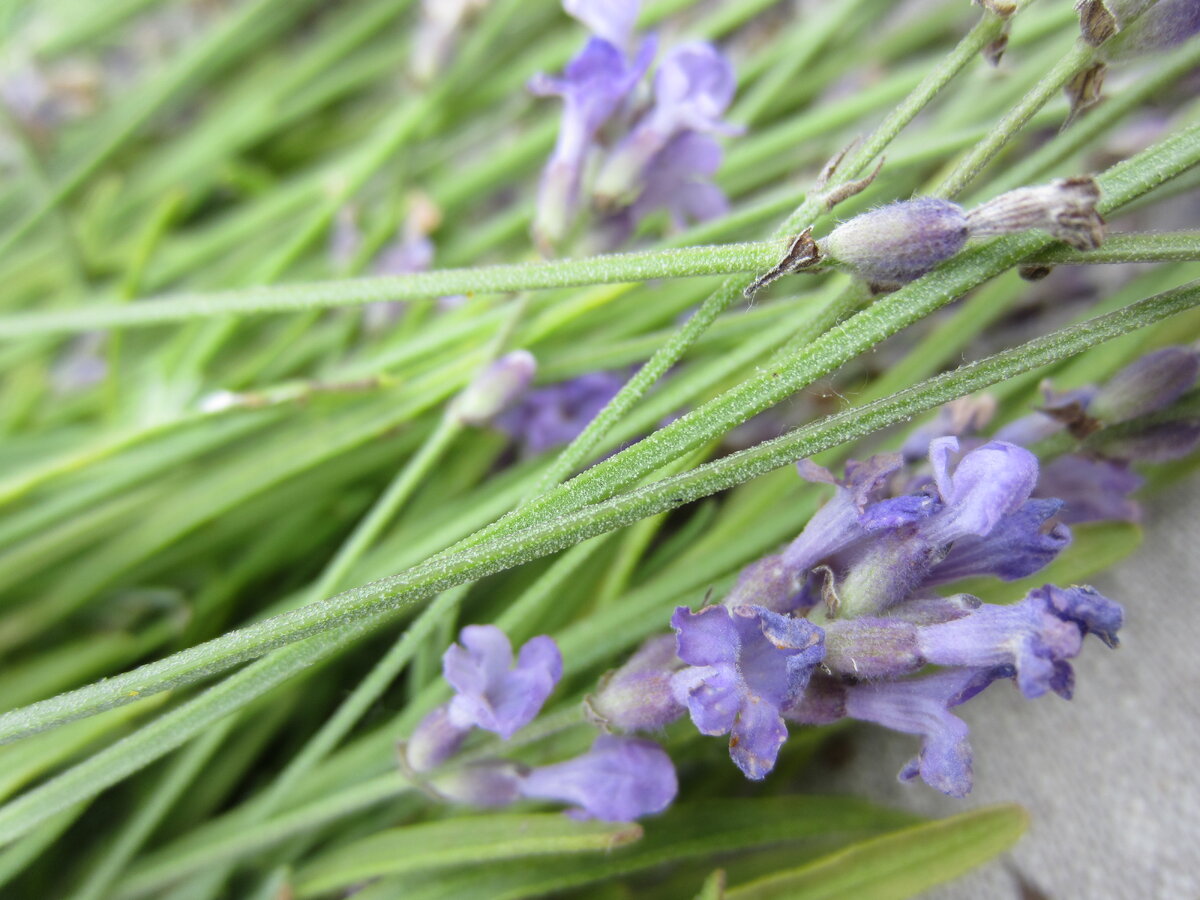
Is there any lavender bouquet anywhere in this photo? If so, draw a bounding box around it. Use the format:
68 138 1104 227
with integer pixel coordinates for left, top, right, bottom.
1 0 1199 897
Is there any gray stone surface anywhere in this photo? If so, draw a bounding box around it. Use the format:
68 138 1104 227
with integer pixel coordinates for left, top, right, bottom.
804 477 1200 900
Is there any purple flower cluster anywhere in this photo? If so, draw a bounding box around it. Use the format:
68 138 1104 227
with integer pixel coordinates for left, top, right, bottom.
530 0 739 252
587 434 1125 797
404 624 676 822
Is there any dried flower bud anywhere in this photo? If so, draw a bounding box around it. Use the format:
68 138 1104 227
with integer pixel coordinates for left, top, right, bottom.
450 351 538 426
820 197 969 287
965 177 1104 250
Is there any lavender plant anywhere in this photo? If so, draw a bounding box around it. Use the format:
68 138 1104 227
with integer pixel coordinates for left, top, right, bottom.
1 0 1199 897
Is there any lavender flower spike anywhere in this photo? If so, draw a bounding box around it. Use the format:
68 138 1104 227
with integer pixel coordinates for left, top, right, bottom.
594 42 739 209
519 734 677 821
919 585 1123 699
443 625 563 739
670 604 825 779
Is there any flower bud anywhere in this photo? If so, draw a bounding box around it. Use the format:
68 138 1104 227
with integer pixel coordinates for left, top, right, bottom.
822 617 924 679
1090 346 1199 423
428 760 525 807
450 351 538 426
585 634 685 732
403 704 472 773
821 197 969 287
965 177 1104 250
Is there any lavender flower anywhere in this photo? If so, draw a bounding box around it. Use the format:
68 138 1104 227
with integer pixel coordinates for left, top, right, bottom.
530 8 655 251
919 585 1124 699
443 625 563 739
670 604 824 779
598 131 729 246
519 734 677 821
1034 455 1143 524
841 667 1006 798
493 370 625 455
927 498 1072 584
593 42 740 209
563 0 640 46
723 453 935 614
404 704 472 773
837 438 1039 617
1090 346 1199 422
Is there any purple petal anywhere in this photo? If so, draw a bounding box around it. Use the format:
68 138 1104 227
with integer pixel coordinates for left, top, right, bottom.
930 440 1039 540
670 664 740 735
729 696 788 780
671 604 739 667
519 735 678 821
928 498 1071 584
443 626 563 739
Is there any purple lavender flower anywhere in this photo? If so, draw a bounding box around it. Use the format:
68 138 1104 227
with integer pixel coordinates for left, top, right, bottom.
837 438 1039 617
820 197 969 287
443 625 563 739
841 667 1007 798
493 370 625 455
593 42 740 209
723 454 934 614
669 604 824 779
901 395 997 462
585 634 685 731
429 759 525 808
519 734 677 821
919 585 1123 699
530 35 655 251
927 498 1072 584
598 132 729 246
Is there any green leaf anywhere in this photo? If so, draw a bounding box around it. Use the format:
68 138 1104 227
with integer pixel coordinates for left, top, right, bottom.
350 796 919 900
696 869 728 900
295 813 642 897
724 805 1028 900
